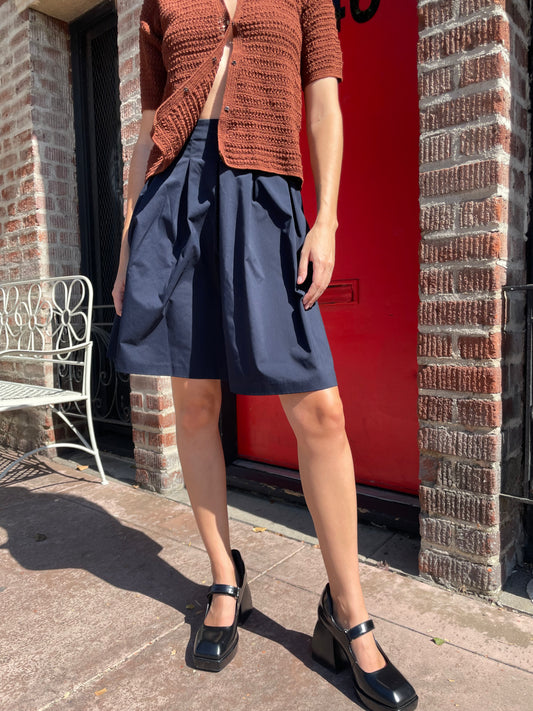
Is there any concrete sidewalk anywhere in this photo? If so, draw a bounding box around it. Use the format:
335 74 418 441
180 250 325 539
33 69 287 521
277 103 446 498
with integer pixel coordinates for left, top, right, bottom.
0 450 532 711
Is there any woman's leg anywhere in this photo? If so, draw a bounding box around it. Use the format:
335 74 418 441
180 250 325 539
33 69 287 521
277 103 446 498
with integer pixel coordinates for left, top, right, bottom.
279 386 385 673
171 377 237 626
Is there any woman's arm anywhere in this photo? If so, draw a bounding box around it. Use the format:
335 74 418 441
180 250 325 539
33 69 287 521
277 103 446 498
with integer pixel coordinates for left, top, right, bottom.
112 109 156 315
299 76 343 310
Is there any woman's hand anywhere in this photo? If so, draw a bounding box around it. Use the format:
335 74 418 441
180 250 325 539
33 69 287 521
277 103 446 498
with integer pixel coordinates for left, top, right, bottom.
298 220 337 309
112 240 130 316
112 270 126 317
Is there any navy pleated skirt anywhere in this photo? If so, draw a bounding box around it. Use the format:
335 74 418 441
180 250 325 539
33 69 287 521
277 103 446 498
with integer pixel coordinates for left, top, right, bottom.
108 119 337 396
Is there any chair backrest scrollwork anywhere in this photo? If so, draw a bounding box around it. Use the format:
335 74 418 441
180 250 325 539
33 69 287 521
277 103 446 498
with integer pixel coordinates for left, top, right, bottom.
0 276 93 357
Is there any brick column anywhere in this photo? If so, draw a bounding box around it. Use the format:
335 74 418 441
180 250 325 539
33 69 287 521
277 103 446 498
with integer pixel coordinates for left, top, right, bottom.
116 0 182 493
0 1 80 452
417 0 529 596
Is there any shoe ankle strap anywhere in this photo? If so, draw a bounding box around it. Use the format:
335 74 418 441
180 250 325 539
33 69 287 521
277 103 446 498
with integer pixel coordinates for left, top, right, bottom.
345 619 375 640
207 584 240 600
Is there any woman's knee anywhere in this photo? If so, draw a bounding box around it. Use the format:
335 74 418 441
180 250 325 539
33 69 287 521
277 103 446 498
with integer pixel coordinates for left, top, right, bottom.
282 388 346 442
172 379 221 434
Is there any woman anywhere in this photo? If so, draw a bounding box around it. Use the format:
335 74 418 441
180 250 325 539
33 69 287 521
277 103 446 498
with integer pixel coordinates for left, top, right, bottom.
110 1 418 709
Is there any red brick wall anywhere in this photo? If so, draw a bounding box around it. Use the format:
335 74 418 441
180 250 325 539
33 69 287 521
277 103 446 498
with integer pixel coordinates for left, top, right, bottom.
30 11 80 277
0 3 37 283
0 2 79 284
417 0 529 595
0 1 80 451
116 0 182 492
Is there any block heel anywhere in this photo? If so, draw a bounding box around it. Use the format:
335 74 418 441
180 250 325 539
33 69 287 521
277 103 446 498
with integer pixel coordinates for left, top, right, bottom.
312 584 418 711
238 577 253 622
311 617 348 672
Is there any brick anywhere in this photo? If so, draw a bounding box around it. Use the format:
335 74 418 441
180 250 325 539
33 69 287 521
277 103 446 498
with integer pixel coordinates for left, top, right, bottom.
419 299 501 326
418 395 453 422
456 265 505 292
459 123 510 156
417 333 453 358
502 392 523 422
513 30 528 69
419 454 441 484
129 392 143 409
419 234 503 263
418 33 443 63
441 16 510 57
5 219 22 233
420 160 507 197
130 410 176 430
119 56 134 77
420 133 453 165
458 333 501 359
420 89 508 132
146 393 175 411
129 374 169 393
147 430 177 448
418 427 501 461
1 185 18 201
134 448 172 471
457 399 502 427
418 66 454 99
456 525 500 556
418 364 501 393
511 96 528 131
419 549 501 593
459 196 507 228
419 268 454 295
120 77 141 103
459 0 501 16
453 461 499 494
418 0 453 30
509 62 527 99
511 167 526 195
502 420 524 456
419 517 453 547
420 485 498 524
17 196 36 213
420 202 454 233
132 428 145 446
460 51 509 87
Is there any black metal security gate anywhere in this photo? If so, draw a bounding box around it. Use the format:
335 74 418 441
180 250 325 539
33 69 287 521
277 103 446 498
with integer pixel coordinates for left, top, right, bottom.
71 2 132 455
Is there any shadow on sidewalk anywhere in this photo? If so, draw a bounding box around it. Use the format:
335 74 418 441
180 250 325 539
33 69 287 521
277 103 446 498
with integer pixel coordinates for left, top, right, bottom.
0 481 359 705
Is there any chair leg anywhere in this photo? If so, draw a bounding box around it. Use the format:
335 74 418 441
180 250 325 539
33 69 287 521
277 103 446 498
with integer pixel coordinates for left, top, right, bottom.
85 396 108 485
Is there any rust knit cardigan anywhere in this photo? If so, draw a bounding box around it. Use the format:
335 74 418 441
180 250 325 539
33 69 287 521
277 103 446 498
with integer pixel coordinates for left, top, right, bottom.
140 0 343 181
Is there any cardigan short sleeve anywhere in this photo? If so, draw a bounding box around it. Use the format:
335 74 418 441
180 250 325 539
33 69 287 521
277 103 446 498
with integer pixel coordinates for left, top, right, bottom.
139 0 167 111
300 0 343 89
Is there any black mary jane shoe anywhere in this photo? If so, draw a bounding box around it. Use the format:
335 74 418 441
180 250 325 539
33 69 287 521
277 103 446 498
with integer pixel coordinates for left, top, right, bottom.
311 584 418 711
192 549 253 672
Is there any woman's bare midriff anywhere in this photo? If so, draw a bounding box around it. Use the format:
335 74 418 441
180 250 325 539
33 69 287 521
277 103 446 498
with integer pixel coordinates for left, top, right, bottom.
200 0 237 119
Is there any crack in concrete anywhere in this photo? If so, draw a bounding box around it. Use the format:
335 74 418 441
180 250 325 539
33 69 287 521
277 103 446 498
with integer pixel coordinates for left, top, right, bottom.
36 620 187 711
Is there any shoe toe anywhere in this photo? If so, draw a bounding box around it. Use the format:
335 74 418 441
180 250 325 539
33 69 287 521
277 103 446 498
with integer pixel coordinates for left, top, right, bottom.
358 662 418 709
194 625 236 661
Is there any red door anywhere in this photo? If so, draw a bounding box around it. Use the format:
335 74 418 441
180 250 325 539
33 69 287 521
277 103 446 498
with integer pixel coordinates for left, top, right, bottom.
236 1 420 494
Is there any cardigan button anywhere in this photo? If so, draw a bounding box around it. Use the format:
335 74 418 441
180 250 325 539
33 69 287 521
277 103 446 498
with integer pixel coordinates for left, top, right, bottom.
224 106 230 112
183 87 189 94
212 56 217 64
231 60 236 66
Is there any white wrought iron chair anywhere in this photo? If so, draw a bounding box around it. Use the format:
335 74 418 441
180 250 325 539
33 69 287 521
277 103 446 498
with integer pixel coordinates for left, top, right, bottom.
0 275 107 484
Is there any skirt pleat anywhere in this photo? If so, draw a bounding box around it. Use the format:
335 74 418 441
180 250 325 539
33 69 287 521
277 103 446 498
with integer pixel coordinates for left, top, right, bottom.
108 119 337 395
